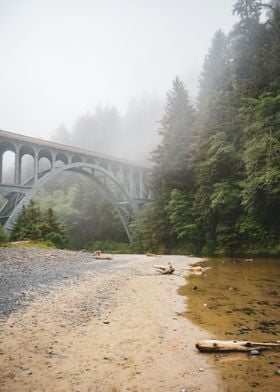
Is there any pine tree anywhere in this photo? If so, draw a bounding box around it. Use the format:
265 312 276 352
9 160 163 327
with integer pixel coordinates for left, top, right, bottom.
152 76 195 193
240 95 280 228
196 30 238 142
11 200 67 247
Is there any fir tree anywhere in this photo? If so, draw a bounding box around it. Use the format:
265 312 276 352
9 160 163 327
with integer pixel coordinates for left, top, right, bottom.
152 76 195 193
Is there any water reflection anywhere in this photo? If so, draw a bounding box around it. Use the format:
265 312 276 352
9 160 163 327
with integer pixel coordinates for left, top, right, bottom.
179 258 280 392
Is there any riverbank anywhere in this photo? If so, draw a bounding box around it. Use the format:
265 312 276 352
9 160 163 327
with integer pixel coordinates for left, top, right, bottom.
0 251 220 391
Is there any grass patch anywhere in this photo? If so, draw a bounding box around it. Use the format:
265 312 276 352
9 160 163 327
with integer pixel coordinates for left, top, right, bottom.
2 240 56 250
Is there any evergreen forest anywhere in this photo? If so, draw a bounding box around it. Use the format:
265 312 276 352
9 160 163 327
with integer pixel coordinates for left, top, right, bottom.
134 0 280 255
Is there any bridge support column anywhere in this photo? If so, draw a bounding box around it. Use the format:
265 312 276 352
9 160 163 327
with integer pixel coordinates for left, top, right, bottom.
50 152 55 169
139 170 144 199
14 150 22 185
0 151 3 183
33 152 39 183
129 168 134 198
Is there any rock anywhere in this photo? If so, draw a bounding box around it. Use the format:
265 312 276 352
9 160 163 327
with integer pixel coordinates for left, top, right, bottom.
250 350 260 356
103 320 110 324
180 389 188 392
198 367 204 372
275 369 280 376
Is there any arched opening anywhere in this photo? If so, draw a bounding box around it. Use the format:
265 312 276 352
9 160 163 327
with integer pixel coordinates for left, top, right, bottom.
39 157 52 176
38 149 53 178
2 151 15 184
0 141 16 184
21 154 34 184
55 152 68 167
20 145 35 185
71 155 83 163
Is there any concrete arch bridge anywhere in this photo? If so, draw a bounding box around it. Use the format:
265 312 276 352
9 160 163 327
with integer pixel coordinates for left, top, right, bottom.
0 129 151 242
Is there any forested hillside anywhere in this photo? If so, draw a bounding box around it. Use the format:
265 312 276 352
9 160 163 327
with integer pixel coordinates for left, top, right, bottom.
134 0 280 255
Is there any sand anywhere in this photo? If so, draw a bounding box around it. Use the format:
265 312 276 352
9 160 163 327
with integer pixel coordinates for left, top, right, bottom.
0 254 221 392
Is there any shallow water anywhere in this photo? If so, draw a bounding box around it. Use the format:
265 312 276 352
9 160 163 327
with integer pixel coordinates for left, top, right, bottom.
179 258 280 392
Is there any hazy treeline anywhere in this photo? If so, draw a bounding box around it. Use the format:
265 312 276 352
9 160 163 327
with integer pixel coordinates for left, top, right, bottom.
51 94 163 162
134 0 280 255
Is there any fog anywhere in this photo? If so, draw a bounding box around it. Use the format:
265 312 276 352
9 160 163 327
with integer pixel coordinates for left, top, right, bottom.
0 0 237 161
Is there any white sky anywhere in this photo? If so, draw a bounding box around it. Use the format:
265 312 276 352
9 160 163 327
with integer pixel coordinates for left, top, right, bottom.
0 0 237 140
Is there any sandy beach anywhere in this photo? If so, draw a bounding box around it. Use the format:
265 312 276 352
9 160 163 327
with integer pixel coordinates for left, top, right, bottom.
0 252 220 392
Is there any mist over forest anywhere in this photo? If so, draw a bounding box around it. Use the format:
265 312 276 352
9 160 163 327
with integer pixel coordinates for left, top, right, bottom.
51 94 164 162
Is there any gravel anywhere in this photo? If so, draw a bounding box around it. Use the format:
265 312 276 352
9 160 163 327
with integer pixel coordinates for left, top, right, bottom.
0 248 131 319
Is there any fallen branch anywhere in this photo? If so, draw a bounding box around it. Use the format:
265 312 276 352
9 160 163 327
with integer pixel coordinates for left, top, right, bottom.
196 339 280 353
146 252 157 257
93 256 112 260
153 262 175 275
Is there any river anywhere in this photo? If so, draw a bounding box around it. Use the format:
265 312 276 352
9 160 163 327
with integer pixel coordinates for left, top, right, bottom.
180 257 280 392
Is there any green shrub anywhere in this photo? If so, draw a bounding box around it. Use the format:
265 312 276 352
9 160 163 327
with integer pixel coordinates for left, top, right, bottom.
11 200 67 248
0 224 9 244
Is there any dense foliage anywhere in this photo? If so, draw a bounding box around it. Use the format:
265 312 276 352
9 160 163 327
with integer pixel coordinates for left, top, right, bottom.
134 0 280 255
11 200 67 248
36 176 128 249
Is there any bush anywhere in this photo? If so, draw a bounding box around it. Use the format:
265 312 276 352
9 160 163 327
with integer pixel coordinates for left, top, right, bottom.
44 232 67 249
0 224 9 244
11 200 67 248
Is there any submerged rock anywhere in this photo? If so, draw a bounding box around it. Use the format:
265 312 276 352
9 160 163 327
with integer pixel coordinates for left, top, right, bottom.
250 350 260 356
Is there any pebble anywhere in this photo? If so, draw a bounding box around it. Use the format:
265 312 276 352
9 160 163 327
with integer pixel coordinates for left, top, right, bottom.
198 367 204 372
103 320 110 324
250 350 260 356
275 369 280 376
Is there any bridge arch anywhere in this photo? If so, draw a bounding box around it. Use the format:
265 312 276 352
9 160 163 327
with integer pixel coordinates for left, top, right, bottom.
0 129 150 243
4 162 137 242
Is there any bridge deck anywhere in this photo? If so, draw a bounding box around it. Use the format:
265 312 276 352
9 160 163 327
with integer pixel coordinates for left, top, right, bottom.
0 129 148 169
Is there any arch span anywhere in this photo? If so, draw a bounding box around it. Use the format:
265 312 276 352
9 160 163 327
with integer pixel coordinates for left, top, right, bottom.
3 162 138 242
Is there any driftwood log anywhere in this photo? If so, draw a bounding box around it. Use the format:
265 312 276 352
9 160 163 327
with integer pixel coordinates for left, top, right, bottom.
92 250 112 260
153 263 175 275
196 339 280 353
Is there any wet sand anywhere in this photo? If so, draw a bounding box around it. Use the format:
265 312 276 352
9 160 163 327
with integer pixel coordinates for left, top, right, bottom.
0 253 220 392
